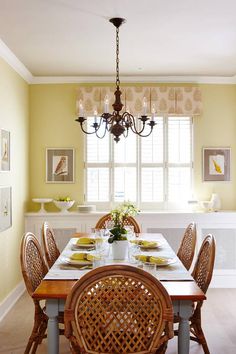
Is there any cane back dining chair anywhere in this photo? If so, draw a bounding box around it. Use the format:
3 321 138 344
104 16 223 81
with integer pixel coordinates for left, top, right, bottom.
175 234 216 354
95 213 141 234
42 221 60 268
20 232 49 353
64 264 174 354
20 232 64 354
177 222 196 270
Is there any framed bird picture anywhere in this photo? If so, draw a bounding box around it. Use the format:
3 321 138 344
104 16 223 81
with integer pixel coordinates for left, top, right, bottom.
203 147 231 181
0 186 12 232
46 148 75 183
0 129 10 171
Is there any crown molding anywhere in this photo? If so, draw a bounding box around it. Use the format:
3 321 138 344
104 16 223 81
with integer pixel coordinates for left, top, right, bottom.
0 39 33 83
31 74 236 85
1 39 236 85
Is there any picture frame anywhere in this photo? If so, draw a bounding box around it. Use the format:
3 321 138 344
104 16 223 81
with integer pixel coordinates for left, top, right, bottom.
203 147 231 181
0 186 12 232
46 148 75 183
0 129 10 171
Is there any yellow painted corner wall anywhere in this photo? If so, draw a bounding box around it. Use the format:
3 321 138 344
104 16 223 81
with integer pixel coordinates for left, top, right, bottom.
29 84 84 212
0 58 29 303
194 84 236 209
29 83 236 211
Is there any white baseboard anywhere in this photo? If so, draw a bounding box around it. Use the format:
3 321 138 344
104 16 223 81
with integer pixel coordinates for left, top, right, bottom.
210 275 236 288
0 281 25 322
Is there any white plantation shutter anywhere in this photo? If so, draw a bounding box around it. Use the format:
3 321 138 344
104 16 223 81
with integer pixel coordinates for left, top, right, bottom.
85 116 193 208
87 168 109 201
167 117 192 203
141 168 163 202
168 117 191 163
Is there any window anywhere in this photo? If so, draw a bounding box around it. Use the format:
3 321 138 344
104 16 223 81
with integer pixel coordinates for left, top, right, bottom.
85 116 193 210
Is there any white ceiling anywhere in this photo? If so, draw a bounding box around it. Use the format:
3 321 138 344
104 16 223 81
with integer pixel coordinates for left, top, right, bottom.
1 0 236 81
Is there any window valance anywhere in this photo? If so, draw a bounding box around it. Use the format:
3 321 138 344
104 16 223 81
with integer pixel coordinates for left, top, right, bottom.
76 85 202 116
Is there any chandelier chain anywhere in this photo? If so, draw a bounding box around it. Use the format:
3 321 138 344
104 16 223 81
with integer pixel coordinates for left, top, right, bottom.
116 27 120 88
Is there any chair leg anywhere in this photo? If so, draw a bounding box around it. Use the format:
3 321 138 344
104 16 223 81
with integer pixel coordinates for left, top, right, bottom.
190 322 210 354
24 310 48 354
24 318 41 354
156 342 168 354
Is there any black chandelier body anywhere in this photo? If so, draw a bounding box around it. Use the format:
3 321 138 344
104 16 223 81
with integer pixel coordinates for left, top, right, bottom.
75 18 156 143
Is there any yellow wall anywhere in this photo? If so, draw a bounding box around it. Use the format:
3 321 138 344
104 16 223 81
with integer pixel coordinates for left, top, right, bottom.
0 58 29 302
29 83 236 211
29 84 84 212
194 85 236 209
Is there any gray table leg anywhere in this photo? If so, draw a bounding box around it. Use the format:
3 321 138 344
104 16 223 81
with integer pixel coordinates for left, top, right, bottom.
173 300 193 354
46 299 59 354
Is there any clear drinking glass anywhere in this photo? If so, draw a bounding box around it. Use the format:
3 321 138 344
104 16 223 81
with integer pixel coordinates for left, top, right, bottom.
128 244 140 265
124 225 135 240
92 255 105 268
143 262 156 276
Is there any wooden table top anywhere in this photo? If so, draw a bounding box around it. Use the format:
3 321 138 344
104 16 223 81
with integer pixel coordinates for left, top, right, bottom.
33 279 206 302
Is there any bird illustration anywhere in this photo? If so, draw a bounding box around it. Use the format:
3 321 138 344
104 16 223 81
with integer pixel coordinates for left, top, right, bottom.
54 156 67 176
212 159 222 174
2 140 8 161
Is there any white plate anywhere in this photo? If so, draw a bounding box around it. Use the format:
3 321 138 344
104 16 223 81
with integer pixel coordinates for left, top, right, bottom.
72 243 95 249
61 255 92 266
73 238 96 249
139 256 176 267
134 240 163 249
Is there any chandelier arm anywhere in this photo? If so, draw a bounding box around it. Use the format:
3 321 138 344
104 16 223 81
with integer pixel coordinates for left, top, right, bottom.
122 128 129 138
75 117 104 135
77 123 98 135
136 125 155 138
95 121 109 139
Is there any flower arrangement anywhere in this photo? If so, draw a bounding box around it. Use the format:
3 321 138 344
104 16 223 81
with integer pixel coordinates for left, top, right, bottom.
108 201 139 243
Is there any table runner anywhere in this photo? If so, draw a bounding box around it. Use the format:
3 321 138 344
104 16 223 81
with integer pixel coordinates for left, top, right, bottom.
44 234 193 281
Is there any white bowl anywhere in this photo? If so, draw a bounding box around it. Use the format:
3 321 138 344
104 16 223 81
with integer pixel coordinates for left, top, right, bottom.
53 200 75 213
199 201 212 212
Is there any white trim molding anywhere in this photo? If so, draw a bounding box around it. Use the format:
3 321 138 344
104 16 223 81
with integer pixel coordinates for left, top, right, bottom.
0 281 25 322
0 39 33 83
31 74 236 85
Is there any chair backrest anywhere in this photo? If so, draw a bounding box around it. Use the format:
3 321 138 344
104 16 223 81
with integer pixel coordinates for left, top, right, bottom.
191 234 216 294
177 222 196 270
42 221 60 268
20 232 48 297
64 264 173 354
95 213 141 234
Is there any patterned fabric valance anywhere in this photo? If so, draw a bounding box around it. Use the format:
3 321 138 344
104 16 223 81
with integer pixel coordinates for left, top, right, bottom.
76 85 202 116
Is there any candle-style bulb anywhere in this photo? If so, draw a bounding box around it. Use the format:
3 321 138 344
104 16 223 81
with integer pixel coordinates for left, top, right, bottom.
142 97 147 116
94 107 98 123
104 95 109 113
151 104 155 121
78 99 84 117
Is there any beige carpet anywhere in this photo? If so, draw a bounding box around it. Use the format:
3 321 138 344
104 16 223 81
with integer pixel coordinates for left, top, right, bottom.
0 289 236 353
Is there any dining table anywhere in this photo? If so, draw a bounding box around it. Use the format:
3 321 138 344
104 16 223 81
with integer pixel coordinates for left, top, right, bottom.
33 232 205 354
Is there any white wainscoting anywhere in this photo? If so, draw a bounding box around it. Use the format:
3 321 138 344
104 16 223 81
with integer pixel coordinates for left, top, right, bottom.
25 211 236 288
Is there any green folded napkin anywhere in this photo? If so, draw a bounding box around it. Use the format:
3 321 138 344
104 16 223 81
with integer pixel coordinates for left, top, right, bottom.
135 254 169 265
70 252 101 262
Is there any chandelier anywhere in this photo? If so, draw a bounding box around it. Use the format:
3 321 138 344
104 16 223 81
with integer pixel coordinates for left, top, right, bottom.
76 18 156 143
